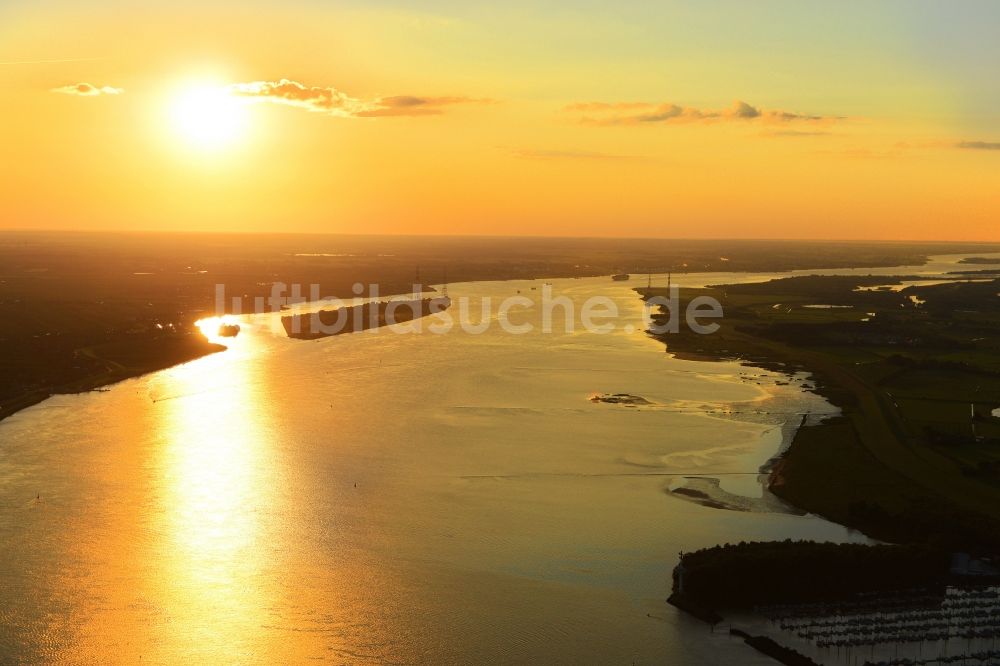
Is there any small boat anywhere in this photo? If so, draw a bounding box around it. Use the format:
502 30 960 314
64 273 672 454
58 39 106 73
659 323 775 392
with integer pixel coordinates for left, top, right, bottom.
218 323 241 337
611 273 630 281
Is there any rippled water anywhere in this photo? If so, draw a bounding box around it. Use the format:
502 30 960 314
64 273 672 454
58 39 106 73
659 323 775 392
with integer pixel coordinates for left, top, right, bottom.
5 258 994 664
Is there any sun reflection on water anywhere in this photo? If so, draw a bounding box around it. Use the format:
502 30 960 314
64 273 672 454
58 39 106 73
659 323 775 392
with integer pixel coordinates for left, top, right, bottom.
194 315 243 344
151 328 281 656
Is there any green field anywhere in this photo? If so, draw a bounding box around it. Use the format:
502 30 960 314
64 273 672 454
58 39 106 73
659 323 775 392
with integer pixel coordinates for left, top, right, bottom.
641 273 1000 549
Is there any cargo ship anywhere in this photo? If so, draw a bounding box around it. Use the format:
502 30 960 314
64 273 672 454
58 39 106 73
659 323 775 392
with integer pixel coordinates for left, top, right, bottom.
217 323 241 337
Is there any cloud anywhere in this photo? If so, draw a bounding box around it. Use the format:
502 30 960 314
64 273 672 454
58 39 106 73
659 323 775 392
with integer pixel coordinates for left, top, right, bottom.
732 100 761 119
51 82 123 96
957 140 1000 151
226 79 492 118
357 95 493 117
568 99 838 126
225 79 371 116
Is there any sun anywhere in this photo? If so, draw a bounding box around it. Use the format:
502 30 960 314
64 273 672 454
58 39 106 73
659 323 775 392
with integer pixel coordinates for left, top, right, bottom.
170 84 248 150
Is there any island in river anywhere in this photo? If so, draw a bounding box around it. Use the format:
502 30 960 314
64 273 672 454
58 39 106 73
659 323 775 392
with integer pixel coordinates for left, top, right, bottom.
282 295 452 340
7 232 997 423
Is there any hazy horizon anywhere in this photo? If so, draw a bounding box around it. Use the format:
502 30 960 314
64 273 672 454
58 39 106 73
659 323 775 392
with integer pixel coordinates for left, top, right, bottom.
5 229 1000 244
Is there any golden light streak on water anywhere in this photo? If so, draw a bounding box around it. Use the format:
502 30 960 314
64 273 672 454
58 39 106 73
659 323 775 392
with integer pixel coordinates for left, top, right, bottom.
148 333 287 660
194 315 242 344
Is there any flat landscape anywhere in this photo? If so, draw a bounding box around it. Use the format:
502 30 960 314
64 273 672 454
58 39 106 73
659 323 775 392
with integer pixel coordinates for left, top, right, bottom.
5 232 994 422
642 270 1000 550
5 1 1000 662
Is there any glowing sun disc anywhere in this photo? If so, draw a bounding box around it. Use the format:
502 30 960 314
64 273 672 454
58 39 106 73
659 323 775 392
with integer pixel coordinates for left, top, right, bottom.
171 85 247 149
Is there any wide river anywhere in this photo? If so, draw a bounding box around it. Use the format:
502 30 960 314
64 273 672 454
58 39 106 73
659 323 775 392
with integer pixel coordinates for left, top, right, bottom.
2 254 996 664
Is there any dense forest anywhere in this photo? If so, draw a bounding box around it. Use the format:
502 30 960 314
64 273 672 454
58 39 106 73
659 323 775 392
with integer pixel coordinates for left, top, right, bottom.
672 541 950 608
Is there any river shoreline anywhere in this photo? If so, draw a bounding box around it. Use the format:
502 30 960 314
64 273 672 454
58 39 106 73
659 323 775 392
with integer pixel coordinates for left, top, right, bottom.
641 263 1000 666
0 336 225 424
640 271 1000 547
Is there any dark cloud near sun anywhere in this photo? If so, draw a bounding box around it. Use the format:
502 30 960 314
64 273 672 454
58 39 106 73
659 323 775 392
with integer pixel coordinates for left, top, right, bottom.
51 82 123 96
567 100 838 126
357 95 494 117
957 140 1000 151
226 79 492 118
226 79 366 115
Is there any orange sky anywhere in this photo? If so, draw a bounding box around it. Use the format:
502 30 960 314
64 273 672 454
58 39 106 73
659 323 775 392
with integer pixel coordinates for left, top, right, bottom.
1 1 998 239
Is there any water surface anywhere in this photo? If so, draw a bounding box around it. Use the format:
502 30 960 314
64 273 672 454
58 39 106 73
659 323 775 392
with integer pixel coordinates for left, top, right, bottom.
2 268 933 664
